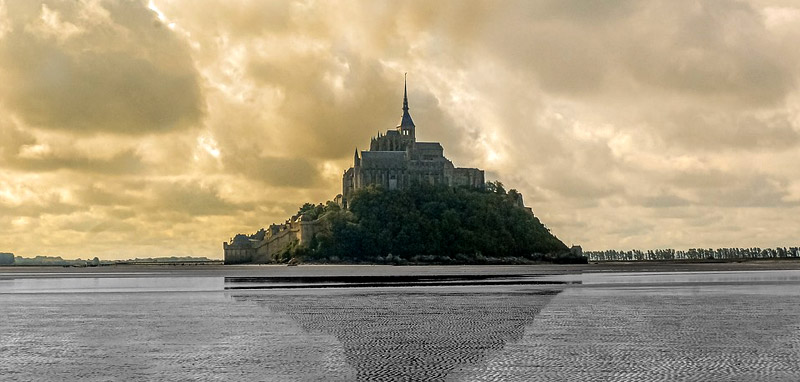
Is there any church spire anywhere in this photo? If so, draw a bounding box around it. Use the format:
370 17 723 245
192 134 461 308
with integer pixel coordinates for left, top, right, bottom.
399 73 415 132
403 73 409 113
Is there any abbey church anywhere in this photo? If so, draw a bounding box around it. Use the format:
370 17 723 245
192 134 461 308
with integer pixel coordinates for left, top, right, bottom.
341 78 484 208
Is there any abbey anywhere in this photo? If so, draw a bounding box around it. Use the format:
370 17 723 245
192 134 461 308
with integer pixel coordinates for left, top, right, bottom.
341 78 484 208
224 79 486 264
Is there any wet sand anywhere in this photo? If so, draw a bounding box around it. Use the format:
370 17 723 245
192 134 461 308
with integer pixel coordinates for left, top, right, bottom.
4 259 800 278
2 263 800 381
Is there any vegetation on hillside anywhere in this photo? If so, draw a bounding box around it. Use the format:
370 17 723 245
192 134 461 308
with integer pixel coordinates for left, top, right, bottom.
279 183 576 264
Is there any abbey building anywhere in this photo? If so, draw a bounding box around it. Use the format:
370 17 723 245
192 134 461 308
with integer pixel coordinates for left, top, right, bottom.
341 79 484 208
224 79 485 264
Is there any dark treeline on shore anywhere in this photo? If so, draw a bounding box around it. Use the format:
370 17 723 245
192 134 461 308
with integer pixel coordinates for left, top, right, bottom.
586 247 800 262
2 255 219 267
12 255 101 267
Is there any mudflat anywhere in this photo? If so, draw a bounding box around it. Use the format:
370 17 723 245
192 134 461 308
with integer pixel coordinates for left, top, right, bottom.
4 259 800 278
2 263 800 381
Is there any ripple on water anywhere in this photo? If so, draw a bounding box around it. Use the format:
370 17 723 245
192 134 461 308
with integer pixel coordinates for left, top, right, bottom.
463 287 800 382
234 287 563 381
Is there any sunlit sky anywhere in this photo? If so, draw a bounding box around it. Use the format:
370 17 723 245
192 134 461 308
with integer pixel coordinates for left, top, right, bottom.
1 0 799 259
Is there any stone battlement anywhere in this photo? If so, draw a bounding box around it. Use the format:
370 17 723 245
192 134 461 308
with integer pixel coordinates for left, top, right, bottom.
223 215 321 264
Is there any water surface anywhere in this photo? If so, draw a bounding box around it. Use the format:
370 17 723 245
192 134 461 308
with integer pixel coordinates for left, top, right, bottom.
1 268 799 381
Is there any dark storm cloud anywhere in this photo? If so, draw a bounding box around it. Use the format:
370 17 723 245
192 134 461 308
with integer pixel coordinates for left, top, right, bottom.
480 0 795 105
620 1 795 106
0 0 203 134
0 117 145 174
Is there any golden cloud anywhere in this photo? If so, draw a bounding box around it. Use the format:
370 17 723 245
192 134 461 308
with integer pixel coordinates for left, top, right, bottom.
1 0 799 259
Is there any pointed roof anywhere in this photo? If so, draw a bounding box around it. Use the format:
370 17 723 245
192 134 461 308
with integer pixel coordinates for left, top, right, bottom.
399 73 415 129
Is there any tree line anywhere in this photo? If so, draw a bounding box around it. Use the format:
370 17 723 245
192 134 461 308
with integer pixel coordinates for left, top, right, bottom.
586 247 800 262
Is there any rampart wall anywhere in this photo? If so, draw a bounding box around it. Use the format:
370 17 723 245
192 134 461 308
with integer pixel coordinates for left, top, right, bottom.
222 244 255 264
224 220 321 264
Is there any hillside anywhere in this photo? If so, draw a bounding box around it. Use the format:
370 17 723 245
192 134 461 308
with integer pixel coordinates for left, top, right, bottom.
281 183 574 264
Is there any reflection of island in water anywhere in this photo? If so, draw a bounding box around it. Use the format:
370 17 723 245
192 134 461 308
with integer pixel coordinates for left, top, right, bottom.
231 286 563 381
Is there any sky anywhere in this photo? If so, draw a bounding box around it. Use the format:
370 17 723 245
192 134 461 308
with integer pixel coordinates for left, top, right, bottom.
1 0 799 259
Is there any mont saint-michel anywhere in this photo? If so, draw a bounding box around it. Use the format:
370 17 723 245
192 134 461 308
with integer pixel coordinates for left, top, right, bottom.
224 80 568 265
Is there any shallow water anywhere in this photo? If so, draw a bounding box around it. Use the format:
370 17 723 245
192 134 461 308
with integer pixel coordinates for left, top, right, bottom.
1 269 799 381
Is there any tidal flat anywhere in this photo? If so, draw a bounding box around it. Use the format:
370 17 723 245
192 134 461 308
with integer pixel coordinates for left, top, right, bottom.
1 264 800 381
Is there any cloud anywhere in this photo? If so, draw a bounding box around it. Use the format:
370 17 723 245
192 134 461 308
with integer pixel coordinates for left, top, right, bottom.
694 173 797 208
146 180 245 216
0 116 36 157
13 148 145 174
0 0 203 134
243 52 405 159
2 0 800 259
222 154 323 188
74 183 138 207
0 193 79 217
622 1 795 107
638 193 692 209
0 115 146 174
657 111 800 151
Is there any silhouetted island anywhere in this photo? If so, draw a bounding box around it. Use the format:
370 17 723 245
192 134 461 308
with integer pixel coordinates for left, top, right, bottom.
224 78 577 265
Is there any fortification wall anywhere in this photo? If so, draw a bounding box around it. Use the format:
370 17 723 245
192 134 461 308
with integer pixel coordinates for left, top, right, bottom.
298 221 319 244
253 226 297 262
222 244 255 264
224 220 321 264
0 252 14 265
450 167 485 188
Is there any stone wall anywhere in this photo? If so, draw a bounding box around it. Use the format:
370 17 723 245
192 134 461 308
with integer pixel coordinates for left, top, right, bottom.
253 224 297 262
222 244 255 264
224 219 321 264
450 167 485 189
0 252 14 265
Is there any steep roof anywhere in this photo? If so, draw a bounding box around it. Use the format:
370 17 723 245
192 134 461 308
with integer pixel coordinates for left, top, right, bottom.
399 74 415 129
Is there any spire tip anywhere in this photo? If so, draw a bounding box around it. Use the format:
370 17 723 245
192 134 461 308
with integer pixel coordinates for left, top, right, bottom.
402 73 409 112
